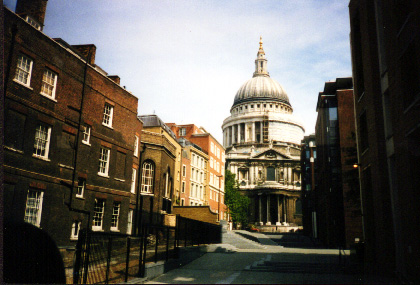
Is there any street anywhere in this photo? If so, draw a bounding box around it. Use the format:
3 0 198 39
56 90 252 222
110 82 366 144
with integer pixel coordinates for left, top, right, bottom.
140 231 392 284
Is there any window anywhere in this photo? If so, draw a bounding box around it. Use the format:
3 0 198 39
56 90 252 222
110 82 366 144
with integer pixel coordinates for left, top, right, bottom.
134 135 139 157
71 221 81 240
33 124 51 159
181 181 186 193
5 109 26 151
131 168 137 193
98 147 110 176
76 178 85 198
179 128 186 136
92 199 105 231
217 162 220 173
267 166 275 181
40 69 58 99
164 172 170 198
24 190 44 227
111 202 120 231
14 54 33 87
141 161 154 193
211 142 215 153
102 103 114 127
210 157 214 168
181 198 185 206
82 125 91 145
217 148 220 159
25 15 41 30
127 210 133 235
182 165 186 177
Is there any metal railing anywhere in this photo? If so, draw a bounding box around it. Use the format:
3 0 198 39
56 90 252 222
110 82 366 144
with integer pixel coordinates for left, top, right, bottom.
73 215 221 284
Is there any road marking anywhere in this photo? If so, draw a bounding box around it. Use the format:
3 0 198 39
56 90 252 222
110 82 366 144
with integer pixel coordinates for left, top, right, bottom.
215 272 240 284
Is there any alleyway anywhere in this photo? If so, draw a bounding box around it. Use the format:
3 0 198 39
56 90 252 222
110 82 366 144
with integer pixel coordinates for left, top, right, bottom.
138 231 394 284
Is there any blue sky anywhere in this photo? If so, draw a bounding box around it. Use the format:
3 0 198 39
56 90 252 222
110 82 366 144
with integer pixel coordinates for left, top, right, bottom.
4 0 352 143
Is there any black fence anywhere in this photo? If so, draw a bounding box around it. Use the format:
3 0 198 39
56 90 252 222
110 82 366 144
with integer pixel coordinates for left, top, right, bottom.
73 216 221 284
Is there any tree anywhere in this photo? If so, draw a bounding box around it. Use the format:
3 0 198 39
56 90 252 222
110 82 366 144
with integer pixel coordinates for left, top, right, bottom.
224 170 250 226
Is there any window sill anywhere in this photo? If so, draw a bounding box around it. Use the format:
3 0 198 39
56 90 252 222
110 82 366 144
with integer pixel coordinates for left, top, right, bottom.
70 237 78 241
58 163 74 170
110 228 120 232
102 123 114 129
75 195 85 199
97 172 110 178
40 92 57 102
13 78 33 90
82 141 91 146
92 227 104 232
4 145 24 154
140 192 154 196
32 155 50 162
114 178 125 182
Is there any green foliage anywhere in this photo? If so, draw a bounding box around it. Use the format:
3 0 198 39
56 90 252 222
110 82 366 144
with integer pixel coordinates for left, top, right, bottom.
224 170 250 225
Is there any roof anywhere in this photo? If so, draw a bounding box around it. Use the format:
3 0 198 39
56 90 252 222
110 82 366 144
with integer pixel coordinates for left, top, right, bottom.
138 114 177 139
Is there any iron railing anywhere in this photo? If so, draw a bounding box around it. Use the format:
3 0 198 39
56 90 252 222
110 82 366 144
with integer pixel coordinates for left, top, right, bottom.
73 215 221 284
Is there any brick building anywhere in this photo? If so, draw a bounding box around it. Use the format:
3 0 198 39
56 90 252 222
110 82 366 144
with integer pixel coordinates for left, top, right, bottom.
137 115 182 225
167 123 226 221
315 77 362 248
178 138 209 206
300 134 317 239
349 0 420 281
3 3 143 279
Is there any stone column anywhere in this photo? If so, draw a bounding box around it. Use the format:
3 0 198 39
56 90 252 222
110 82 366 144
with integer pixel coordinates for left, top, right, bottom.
252 122 256 142
258 195 263 225
276 195 281 225
260 121 263 143
238 124 241 144
283 196 287 224
232 125 235 144
266 194 271 225
244 122 249 142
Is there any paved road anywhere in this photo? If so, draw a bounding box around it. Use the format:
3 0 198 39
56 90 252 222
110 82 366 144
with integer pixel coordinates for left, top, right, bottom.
142 231 395 284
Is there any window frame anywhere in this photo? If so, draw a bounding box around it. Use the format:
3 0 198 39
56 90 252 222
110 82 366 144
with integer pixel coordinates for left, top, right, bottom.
14 54 33 88
127 209 133 235
110 201 121 231
40 68 58 100
24 189 44 227
102 103 114 128
131 168 137 194
76 178 85 198
141 161 154 194
71 221 82 240
92 198 105 231
82 125 91 145
134 135 139 157
33 123 52 160
98 147 110 177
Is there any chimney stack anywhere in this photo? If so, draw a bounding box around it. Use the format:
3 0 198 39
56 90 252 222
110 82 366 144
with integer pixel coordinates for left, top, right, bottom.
71 44 97 65
15 0 48 30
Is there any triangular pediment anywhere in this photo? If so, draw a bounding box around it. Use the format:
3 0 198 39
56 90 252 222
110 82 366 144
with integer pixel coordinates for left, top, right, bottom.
252 148 292 160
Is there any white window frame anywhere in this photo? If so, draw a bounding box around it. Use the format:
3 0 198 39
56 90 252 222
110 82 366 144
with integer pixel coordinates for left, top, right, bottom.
82 125 91 145
182 165 186 177
102 103 114 128
111 202 121 231
181 181 186 193
127 210 133 235
92 198 105 231
33 124 51 160
24 190 44 227
25 15 41 30
131 168 137 194
76 178 85 198
141 162 154 193
179 128 186 136
211 142 214 153
71 221 81 240
98 147 110 177
14 54 33 87
210 157 214 169
40 68 58 100
134 135 139 157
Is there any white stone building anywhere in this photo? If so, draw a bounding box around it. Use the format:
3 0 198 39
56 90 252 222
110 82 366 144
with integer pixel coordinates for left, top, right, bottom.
222 38 305 227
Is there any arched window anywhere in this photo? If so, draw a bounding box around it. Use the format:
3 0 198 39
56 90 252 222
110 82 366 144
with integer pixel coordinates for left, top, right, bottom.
267 166 275 181
141 161 154 193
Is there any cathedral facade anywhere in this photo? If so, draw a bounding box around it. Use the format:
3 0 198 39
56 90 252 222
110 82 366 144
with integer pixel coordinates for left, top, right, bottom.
222 39 305 229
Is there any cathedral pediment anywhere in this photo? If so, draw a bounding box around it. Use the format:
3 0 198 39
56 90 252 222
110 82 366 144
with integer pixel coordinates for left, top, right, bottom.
252 148 292 160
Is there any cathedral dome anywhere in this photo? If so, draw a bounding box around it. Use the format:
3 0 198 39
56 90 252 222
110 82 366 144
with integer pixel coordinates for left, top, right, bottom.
232 37 290 108
233 76 290 107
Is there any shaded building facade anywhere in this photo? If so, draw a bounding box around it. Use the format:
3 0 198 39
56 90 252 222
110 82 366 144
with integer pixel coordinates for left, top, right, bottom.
349 0 420 281
315 77 362 248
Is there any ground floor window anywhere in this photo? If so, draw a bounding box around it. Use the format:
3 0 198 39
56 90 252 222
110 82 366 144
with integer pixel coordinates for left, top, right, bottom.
24 189 44 227
92 199 105 231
